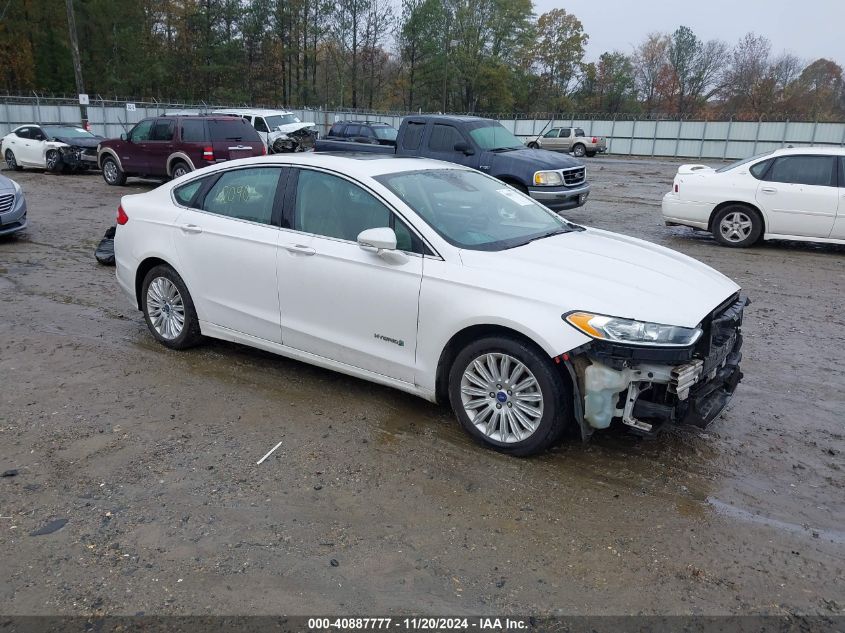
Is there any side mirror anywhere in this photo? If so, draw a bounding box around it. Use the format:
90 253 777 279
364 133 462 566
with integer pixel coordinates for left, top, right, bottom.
454 141 474 155
120 133 128 142
357 227 397 254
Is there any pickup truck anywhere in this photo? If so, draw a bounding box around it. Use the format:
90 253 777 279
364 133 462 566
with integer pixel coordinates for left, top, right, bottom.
314 115 590 212
526 127 607 158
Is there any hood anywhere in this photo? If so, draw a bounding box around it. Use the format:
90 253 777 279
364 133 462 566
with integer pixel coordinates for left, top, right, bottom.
270 122 316 137
52 135 102 148
458 228 739 328
0 174 17 193
490 147 582 172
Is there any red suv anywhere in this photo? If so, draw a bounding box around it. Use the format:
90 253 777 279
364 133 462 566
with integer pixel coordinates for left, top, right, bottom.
97 115 264 186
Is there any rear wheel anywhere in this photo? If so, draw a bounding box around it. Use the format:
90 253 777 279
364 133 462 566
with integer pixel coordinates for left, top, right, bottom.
572 143 586 158
102 156 126 186
448 337 571 456
5 149 22 171
712 204 763 248
170 160 191 179
141 265 203 350
46 149 63 173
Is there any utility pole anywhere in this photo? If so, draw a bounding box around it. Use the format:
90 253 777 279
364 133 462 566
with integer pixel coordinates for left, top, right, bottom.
65 0 88 127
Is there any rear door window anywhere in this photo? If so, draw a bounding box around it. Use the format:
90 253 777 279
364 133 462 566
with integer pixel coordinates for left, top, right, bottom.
150 119 175 141
402 122 425 150
561 129 572 138
201 167 283 225
180 119 206 143
766 156 836 187
345 125 360 137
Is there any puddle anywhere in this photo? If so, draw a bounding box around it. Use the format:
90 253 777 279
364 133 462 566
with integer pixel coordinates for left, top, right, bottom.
707 497 845 544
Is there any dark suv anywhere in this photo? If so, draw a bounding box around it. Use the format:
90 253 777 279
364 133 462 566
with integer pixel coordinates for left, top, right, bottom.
324 121 398 146
98 115 264 185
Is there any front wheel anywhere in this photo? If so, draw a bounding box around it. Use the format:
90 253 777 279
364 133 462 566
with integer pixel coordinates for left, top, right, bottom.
141 265 203 350
101 156 127 186
5 149 22 171
46 149 63 173
572 144 586 157
712 205 763 248
448 337 571 456
527 141 539 149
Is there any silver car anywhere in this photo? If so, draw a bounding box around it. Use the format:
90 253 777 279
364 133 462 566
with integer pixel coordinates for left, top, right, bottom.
0 173 27 236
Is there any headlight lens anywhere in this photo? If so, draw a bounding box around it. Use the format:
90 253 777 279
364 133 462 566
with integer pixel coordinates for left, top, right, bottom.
565 312 703 347
533 170 563 186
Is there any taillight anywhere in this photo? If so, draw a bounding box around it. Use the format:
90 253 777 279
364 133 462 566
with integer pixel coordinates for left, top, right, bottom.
117 204 128 225
674 183 679 193
261 143 267 156
203 146 215 161
592 137 598 144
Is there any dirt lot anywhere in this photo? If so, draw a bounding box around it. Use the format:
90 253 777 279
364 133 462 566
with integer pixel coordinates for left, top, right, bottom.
0 157 843 617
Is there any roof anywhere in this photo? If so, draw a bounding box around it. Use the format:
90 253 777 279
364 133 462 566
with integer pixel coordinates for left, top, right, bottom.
768 146 845 156
403 114 493 123
210 108 295 116
333 120 394 126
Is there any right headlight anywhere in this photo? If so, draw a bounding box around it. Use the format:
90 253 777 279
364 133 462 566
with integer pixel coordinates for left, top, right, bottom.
565 312 703 347
533 170 563 186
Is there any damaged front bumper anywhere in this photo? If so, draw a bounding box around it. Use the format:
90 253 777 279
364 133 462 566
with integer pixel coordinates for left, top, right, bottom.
566 294 749 437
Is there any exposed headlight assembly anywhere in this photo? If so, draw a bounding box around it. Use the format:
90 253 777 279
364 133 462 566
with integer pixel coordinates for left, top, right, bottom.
533 170 562 186
565 312 703 347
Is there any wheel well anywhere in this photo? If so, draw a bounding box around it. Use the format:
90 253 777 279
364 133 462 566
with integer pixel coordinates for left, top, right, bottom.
498 177 527 193
708 201 765 232
134 257 172 310
167 157 188 176
434 324 570 405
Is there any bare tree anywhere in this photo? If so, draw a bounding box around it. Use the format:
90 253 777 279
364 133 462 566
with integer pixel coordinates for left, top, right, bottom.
632 32 669 115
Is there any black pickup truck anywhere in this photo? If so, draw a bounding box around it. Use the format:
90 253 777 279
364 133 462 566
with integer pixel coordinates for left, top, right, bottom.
314 115 590 212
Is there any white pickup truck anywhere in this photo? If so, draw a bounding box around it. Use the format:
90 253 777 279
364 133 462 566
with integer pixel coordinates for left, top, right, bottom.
527 127 608 158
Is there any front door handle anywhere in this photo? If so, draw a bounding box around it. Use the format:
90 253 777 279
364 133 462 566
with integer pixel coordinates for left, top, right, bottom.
282 243 316 256
180 224 202 234
760 187 778 194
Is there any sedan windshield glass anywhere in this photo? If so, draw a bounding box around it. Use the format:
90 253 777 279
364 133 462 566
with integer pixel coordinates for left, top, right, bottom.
42 125 95 139
265 114 301 129
716 151 774 173
468 124 524 151
375 169 577 251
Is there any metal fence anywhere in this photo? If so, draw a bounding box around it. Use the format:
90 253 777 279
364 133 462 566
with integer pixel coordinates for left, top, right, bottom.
3 94 845 161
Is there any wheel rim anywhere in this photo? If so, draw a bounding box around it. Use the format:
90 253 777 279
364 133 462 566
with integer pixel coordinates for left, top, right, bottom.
146 277 186 340
173 165 187 177
5 151 15 169
719 211 753 243
46 151 58 169
574 145 585 157
460 352 544 443
103 160 118 183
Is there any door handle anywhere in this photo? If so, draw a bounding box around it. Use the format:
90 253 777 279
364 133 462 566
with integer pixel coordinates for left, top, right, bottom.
760 187 777 194
282 243 316 256
180 224 202 234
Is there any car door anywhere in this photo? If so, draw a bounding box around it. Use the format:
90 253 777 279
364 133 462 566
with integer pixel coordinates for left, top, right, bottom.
172 166 287 342
541 128 561 150
143 118 176 176
121 119 155 174
425 123 475 167
755 154 838 238
13 127 39 166
558 128 573 152
832 157 845 240
276 167 424 383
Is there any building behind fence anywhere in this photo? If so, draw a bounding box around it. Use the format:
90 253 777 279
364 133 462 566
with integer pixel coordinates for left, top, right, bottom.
3 94 845 161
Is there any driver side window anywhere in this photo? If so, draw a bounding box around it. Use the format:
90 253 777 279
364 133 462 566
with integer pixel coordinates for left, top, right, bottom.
130 120 153 142
543 129 560 138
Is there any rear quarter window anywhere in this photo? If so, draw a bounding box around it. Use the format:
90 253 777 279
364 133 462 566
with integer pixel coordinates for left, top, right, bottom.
173 178 205 207
749 159 772 180
208 119 261 142
180 119 206 143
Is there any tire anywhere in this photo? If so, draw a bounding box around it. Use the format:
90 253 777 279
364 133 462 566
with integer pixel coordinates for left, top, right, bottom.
170 160 191 179
572 143 586 158
141 265 203 350
712 204 763 248
4 149 22 171
585 151 597 158
448 336 571 456
527 141 539 149
101 156 127 186
46 149 63 173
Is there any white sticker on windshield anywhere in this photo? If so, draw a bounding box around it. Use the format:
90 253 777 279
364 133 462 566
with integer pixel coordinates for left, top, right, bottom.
497 188 533 206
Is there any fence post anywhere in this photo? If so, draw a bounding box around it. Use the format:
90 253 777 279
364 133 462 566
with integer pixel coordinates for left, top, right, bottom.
781 118 789 147
99 94 106 137
674 119 682 158
31 91 39 124
810 118 819 147
840 123 845 147
752 116 762 155
629 118 636 156
698 118 707 159
2 97 10 135
723 116 733 160
650 117 658 157
608 114 617 155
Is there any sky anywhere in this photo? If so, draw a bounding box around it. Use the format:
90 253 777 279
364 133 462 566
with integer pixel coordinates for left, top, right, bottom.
533 0 845 64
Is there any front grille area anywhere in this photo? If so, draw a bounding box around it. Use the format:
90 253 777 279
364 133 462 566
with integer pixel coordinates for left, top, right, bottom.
0 193 15 213
562 166 586 186
695 293 747 374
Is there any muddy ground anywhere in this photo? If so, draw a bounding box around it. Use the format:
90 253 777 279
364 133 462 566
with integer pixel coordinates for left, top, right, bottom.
0 157 843 617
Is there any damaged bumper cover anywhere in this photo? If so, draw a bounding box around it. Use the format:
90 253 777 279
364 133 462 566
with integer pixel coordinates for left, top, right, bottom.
568 294 749 435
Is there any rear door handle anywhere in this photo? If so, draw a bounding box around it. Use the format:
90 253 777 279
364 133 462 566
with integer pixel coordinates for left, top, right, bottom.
180 224 202 234
761 187 778 194
282 243 316 256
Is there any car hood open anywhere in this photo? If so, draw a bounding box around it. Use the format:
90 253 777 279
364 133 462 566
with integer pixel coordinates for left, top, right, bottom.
52 136 102 148
459 228 739 328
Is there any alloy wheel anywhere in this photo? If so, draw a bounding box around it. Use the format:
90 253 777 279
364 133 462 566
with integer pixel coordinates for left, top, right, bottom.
460 352 544 443
719 211 753 243
5 150 16 170
46 151 59 170
146 277 186 340
103 160 118 184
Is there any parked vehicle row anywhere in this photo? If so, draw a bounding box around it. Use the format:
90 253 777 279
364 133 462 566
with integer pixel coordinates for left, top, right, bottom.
315 115 592 212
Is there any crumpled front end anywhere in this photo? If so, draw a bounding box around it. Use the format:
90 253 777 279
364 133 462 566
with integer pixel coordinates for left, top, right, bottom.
567 293 749 437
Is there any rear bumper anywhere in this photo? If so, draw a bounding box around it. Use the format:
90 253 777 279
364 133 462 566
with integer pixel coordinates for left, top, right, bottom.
529 183 590 211
662 193 712 229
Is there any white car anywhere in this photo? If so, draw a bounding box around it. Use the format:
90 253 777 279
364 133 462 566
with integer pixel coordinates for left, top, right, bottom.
211 108 317 152
663 147 845 247
115 154 748 455
1 123 103 173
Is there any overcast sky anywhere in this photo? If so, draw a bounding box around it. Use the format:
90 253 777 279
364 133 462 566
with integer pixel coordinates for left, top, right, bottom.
533 0 845 64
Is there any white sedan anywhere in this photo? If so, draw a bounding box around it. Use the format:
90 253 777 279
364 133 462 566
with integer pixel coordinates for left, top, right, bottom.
115 154 748 455
662 146 845 247
1 124 103 173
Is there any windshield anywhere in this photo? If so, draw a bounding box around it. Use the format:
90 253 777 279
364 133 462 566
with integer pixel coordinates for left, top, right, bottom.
373 126 398 141
375 169 578 251
716 151 774 173
42 125 95 139
468 124 524 151
265 114 301 129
